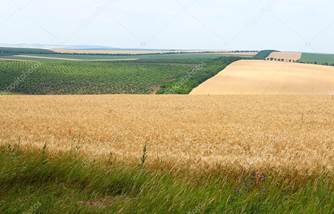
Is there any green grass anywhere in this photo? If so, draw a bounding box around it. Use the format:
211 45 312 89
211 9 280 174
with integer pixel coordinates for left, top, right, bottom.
0 55 240 95
299 53 334 66
0 144 333 214
0 92 16 95
254 50 276 59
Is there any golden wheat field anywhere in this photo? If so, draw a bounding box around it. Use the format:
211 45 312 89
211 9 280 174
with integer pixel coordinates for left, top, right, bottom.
191 60 334 95
1 95 334 173
265 51 302 62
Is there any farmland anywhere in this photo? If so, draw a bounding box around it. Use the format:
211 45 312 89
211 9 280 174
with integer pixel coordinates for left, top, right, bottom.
3 0 334 211
1 95 334 212
1 95 334 172
0 47 55 56
191 60 334 95
0 60 191 94
53 48 258 57
0 55 239 94
299 52 334 65
53 48 173 55
2 47 334 213
265 51 301 62
10 54 138 62
253 50 276 59
2 52 245 62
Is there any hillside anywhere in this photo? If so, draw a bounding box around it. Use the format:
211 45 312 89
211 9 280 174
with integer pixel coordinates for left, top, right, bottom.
0 55 240 94
191 60 334 95
266 51 301 62
299 52 334 65
253 50 276 59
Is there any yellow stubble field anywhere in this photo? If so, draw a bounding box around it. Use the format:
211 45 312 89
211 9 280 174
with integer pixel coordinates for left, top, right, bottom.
265 51 302 62
1 95 334 173
191 60 334 95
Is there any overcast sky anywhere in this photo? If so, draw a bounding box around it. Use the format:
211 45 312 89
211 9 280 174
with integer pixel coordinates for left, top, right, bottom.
1 0 334 53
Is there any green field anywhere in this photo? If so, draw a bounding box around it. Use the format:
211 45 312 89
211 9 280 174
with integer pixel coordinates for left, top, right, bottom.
254 50 276 59
299 53 334 65
1 145 333 213
0 46 242 63
0 55 240 94
0 47 55 56
3 52 237 62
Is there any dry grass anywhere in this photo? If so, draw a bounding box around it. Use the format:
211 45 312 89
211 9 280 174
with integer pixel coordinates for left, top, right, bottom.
266 51 301 62
191 60 334 95
1 95 334 174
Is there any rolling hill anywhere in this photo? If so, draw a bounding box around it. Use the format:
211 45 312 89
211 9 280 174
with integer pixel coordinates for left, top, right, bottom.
191 60 334 95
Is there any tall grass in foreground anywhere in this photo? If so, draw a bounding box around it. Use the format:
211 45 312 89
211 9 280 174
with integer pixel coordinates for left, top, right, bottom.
0 144 333 214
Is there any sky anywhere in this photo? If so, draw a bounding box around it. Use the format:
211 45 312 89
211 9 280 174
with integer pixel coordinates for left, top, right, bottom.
1 0 334 53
